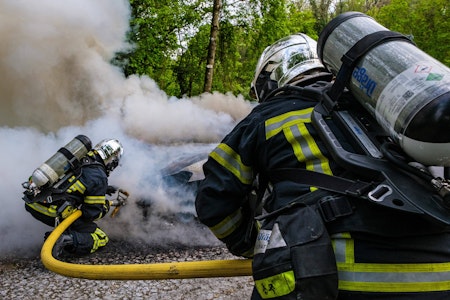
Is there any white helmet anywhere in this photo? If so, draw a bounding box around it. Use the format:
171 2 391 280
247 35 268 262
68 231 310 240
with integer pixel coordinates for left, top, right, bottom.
250 33 331 102
94 139 124 173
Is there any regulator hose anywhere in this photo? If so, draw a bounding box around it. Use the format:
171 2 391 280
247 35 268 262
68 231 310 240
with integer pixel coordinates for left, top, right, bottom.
41 210 253 280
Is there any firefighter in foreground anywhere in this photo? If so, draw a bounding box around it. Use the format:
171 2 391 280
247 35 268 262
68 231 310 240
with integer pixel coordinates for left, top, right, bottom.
23 136 124 256
195 33 450 299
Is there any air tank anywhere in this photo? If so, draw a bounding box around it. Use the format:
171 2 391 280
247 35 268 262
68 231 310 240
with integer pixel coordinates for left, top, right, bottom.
317 12 450 166
31 135 92 187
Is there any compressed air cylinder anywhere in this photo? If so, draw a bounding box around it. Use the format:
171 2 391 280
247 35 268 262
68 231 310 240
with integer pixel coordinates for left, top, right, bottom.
317 12 450 166
31 135 92 187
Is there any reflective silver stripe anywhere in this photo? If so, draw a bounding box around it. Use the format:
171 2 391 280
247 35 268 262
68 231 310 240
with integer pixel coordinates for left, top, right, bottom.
286 123 331 175
338 266 450 292
209 143 253 185
209 208 243 239
339 267 450 283
332 237 347 263
332 233 450 292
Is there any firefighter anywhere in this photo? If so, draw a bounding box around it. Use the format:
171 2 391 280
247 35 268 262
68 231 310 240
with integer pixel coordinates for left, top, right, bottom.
195 33 450 299
25 138 124 256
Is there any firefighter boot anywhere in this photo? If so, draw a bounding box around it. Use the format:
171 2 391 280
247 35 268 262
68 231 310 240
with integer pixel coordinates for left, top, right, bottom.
52 233 74 257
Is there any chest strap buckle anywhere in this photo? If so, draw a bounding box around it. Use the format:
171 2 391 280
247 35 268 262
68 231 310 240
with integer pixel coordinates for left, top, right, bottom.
318 195 354 222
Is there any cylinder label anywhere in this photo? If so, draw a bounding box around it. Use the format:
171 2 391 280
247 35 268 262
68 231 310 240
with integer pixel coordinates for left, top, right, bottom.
376 60 450 139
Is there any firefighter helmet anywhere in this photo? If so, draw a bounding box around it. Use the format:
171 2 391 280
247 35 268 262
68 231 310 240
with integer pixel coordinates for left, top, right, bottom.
94 139 124 173
250 33 331 102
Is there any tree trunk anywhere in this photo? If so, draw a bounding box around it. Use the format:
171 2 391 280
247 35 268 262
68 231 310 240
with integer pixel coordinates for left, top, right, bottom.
203 0 222 93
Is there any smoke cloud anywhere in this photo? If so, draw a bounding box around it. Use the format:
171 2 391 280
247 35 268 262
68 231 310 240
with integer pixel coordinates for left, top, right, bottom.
0 0 253 257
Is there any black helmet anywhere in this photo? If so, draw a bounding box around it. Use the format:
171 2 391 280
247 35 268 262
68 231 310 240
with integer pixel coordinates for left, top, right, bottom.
250 33 331 102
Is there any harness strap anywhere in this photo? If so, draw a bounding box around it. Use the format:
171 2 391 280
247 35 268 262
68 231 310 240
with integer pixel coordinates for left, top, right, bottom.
318 195 354 222
255 187 354 224
270 168 374 197
266 168 375 223
58 147 80 170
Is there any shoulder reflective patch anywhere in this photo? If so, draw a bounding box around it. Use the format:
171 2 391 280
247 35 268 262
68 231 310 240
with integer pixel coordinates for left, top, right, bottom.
265 108 313 140
66 180 86 194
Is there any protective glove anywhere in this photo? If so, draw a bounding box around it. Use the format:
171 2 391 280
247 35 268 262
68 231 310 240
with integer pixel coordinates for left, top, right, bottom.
106 185 118 196
226 219 259 258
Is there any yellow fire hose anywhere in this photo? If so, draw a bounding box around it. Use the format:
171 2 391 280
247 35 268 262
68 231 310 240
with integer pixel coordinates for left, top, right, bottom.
41 209 253 280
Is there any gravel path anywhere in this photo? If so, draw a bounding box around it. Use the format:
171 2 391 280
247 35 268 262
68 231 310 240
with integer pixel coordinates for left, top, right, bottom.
0 241 254 300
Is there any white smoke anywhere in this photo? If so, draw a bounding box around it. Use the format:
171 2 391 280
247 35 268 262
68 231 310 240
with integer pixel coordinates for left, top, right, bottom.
0 0 253 257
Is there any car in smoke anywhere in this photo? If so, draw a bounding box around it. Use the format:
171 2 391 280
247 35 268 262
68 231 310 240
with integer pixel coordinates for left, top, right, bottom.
136 151 209 223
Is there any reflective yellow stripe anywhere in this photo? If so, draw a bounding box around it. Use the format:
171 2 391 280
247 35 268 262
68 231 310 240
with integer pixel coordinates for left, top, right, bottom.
90 228 109 253
209 208 243 239
332 233 450 292
66 180 86 194
265 108 313 139
339 280 450 292
84 195 106 205
266 108 332 192
25 203 58 217
209 143 253 185
254 270 296 298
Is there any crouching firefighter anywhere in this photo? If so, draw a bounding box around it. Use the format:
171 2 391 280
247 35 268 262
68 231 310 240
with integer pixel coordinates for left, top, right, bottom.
22 135 124 257
195 31 450 300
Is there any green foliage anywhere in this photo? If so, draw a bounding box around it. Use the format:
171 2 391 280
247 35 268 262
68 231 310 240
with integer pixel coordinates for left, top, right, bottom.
175 25 210 97
211 21 246 95
112 0 205 96
236 0 319 97
371 0 450 65
111 0 449 99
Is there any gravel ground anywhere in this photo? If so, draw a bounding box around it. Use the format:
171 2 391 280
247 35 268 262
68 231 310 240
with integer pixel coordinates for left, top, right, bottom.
0 241 254 300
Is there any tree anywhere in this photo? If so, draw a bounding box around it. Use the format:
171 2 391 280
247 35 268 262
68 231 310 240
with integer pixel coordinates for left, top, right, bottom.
112 0 206 95
308 0 334 33
372 0 450 65
333 0 390 14
175 25 210 97
204 0 222 93
112 0 448 99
